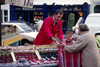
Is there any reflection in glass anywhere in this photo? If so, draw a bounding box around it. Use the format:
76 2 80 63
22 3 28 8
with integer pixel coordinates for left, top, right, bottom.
18 25 33 32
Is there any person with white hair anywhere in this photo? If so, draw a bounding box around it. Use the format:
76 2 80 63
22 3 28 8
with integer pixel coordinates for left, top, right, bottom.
36 18 43 31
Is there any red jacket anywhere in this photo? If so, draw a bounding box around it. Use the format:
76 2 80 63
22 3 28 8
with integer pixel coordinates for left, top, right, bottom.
33 16 64 45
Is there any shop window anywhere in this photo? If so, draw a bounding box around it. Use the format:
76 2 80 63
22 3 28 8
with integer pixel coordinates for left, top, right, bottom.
69 12 80 25
78 12 83 17
33 12 43 22
62 12 67 29
29 12 34 23
33 12 43 16
23 13 28 21
17 13 22 21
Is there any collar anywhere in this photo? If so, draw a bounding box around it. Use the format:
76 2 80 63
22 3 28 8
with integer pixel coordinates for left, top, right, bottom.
52 16 56 23
80 31 89 35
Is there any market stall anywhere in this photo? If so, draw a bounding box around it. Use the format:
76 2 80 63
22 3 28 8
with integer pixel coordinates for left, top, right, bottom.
0 44 58 67
1 35 100 67
0 43 82 67
2 25 23 46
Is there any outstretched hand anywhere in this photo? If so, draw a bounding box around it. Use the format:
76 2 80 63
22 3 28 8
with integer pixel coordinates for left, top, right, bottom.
57 41 66 48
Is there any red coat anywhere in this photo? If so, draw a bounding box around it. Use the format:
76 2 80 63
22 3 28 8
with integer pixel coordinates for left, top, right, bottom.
33 16 64 45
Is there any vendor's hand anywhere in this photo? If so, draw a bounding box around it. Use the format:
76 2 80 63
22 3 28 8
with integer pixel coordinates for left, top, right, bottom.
59 40 66 45
58 41 66 48
55 40 60 45
52 37 59 45
59 43 66 48
56 41 63 48
61 39 66 44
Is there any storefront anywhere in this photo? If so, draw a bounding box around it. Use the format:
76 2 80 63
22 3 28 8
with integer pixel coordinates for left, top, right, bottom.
2 2 90 34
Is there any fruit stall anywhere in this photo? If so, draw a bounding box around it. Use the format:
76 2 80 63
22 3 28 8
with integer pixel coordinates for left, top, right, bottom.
1 24 100 67
0 38 82 67
0 44 58 67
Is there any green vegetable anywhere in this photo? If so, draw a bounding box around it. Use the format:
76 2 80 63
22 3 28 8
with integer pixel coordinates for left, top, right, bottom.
95 37 100 48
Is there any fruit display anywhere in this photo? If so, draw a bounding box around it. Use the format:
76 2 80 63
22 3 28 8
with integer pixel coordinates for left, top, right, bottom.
0 45 58 67
95 35 100 48
57 38 81 67
0 47 13 63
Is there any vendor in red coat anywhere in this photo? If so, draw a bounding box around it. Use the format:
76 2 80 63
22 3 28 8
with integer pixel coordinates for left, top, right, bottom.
33 9 64 45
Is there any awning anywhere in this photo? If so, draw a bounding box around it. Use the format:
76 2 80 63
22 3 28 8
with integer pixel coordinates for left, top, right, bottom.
4 0 34 8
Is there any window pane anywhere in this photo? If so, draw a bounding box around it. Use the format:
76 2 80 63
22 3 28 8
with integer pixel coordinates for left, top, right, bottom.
4 17 8 22
62 12 67 29
4 10 8 16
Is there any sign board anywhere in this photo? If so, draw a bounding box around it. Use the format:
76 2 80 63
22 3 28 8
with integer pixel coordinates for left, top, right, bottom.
5 0 34 8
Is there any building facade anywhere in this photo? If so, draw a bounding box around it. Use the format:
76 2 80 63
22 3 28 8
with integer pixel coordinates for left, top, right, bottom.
1 2 91 34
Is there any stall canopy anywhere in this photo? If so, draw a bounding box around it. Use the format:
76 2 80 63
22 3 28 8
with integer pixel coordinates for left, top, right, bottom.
4 0 34 8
